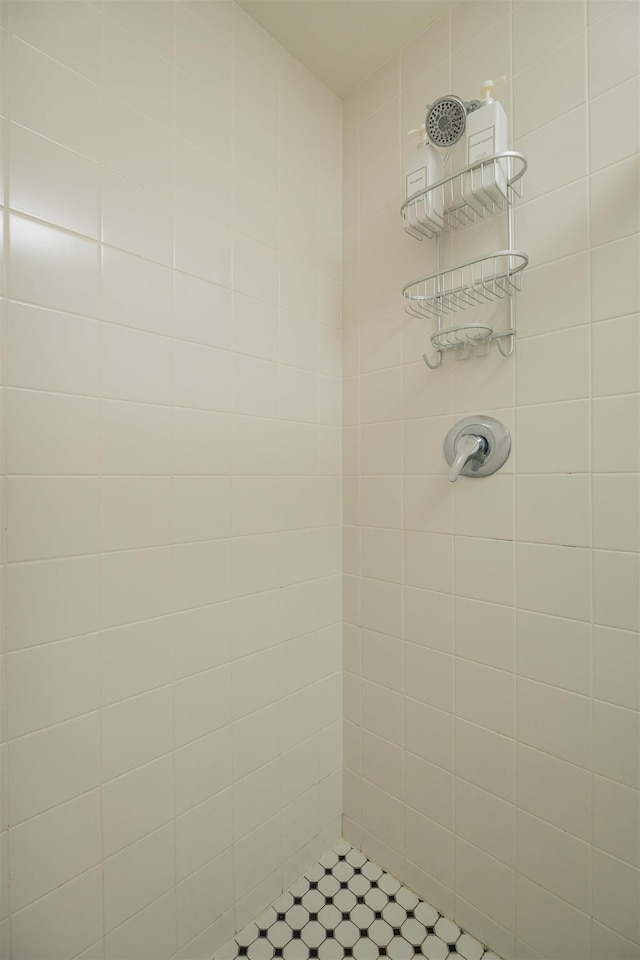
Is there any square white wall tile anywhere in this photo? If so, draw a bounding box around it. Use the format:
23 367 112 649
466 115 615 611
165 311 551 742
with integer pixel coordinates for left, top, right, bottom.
175 70 232 163
7 633 99 739
101 19 173 128
175 205 232 287
513 33 587 139
593 550 640 632
7 474 100 561
455 598 515 672
103 824 175 933
592 314 640 397
405 644 454 714
516 609 591 696
101 477 172 552
516 251 590 340
454 537 515 607
590 157 640 247
593 775 640 867
102 247 172 336
10 0 102 82
9 790 102 911
5 556 99 651
592 847 640 944
8 713 101 825
9 37 100 159
101 94 173 197
455 659 515 738
516 874 591 960
517 743 591 841
516 327 590 406
454 837 515 933
517 677 591 768
5 301 100 396
513 1 586 76
102 754 174 857
100 547 173 629
516 475 590 548
404 804 454 887
593 700 640 789
101 324 172 406
9 215 100 319
102 686 173 783
588 0 640 99
6 389 99 476
102 170 172 267
592 395 640 473
100 401 171 476
405 698 454 773
517 809 591 913
101 616 174 705
589 77 640 172
104 889 177 960
10 867 103 960
593 624 640 711
9 124 100 238
455 778 515 867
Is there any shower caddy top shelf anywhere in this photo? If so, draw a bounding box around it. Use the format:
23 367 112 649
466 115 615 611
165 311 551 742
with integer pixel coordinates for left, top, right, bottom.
400 150 529 369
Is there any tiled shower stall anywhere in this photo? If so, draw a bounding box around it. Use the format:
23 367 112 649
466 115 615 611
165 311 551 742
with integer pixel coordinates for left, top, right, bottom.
0 1 638 959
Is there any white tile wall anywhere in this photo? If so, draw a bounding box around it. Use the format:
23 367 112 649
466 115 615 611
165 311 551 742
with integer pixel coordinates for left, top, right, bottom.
1 3 341 958
342 2 640 958
2 2 639 959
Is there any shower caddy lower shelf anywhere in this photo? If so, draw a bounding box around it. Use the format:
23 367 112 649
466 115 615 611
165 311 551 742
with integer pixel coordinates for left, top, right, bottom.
400 151 529 369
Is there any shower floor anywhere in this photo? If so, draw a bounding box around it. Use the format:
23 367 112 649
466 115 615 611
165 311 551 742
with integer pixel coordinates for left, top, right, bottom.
214 841 499 960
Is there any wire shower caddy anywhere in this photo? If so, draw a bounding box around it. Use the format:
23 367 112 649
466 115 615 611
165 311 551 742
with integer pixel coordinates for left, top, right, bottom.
400 150 528 368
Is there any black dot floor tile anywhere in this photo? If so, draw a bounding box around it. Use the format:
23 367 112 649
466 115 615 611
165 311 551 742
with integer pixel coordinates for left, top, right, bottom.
213 842 500 960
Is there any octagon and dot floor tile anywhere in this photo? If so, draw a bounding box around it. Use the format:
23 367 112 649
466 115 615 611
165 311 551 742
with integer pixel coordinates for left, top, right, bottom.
414 901 440 928
215 841 497 960
435 916 461 944
386 937 414 960
301 921 326 949
352 938 379 960
334 919 360 948
333 888 357 913
361 860 383 882
281 942 308 960
237 924 261 947
382 901 407 928
246 938 275 960
347 873 371 897
333 860 356 882
364 886 388 912
367 919 394 947
285 905 310 931
401 916 428 947
350 902 375 930
422 933 450 960
317 874 340 898
256 908 278 932
319 850 340 869
377 873 401 897
318 942 344 959
395 886 419 912
302 889 325 914
306 863 325 883
267 922 294 949
457 932 485 960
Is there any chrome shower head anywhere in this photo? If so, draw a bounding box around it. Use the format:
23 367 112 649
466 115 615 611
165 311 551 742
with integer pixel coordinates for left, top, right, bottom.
425 95 480 147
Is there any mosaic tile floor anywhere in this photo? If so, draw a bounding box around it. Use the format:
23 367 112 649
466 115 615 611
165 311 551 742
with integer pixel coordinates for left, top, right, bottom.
214 841 500 960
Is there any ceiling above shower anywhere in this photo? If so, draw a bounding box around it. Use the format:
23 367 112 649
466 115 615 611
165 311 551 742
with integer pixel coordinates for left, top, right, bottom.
235 0 453 97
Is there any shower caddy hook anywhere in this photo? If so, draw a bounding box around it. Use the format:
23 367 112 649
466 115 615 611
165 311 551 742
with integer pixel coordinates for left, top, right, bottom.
400 86 529 369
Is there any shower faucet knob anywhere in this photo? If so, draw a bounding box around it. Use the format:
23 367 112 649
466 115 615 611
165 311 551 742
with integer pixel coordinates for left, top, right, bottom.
444 416 511 482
